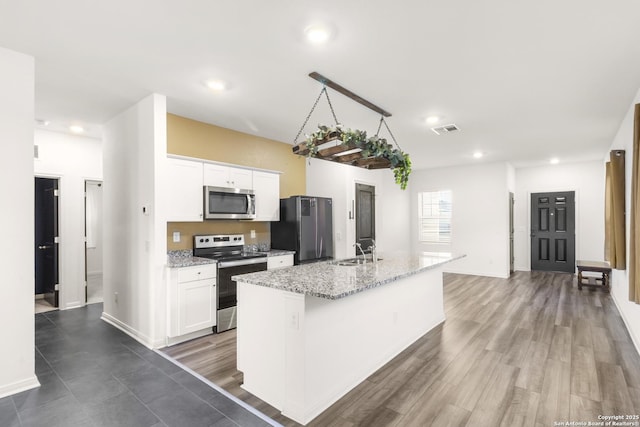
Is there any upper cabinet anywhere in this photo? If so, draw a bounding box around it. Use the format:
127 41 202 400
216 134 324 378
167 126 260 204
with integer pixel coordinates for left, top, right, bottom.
165 156 281 222
253 171 280 221
203 164 252 190
165 158 203 222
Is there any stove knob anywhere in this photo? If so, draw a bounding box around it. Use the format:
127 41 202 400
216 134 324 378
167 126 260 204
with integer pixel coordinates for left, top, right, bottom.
205 238 210 242
199 239 204 243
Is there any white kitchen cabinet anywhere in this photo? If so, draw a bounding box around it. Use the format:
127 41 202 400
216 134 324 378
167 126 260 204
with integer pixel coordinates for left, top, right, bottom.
203 163 252 189
165 158 203 222
253 171 280 221
167 264 216 338
267 254 293 270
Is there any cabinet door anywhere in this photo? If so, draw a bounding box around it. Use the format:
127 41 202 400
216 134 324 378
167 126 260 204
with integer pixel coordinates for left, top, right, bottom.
178 279 216 335
253 171 280 221
203 164 231 187
229 167 253 189
165 158 203 222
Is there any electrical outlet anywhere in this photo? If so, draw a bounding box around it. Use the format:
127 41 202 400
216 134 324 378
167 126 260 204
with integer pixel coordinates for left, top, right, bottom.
172 231 180 243
290 312 299 330
250 229 256 239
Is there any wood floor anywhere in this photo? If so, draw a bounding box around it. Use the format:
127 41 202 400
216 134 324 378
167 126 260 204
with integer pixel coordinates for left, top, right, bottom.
162 271 640 426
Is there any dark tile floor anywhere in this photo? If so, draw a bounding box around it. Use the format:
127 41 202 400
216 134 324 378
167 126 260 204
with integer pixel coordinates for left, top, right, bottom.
1 303 279 427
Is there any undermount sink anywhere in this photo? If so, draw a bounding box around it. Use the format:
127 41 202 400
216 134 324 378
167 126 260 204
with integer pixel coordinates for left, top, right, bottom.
332 257 382 266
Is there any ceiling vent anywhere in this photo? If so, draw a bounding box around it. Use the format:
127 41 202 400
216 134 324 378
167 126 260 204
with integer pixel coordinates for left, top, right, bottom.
431 124 460 135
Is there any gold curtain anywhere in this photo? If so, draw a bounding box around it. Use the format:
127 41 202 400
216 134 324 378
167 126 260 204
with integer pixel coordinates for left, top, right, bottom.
605 162 612 261
608 150 626 269
629 104 640 303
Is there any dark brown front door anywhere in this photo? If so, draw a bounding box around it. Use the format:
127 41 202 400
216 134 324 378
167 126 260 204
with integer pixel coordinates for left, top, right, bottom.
531 191 575 273
355 183 375 255
35 177 59 307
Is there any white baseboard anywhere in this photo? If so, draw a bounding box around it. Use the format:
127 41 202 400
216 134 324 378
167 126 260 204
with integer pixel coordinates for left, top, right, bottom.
0 375 40 399
101 312 163 349
166 328 212 347
610 292 640 358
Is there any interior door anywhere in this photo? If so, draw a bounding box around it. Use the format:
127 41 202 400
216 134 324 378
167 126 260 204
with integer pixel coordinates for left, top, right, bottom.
355 183 376 255
530 191 575 273
35 177 59 307
509 192 515 275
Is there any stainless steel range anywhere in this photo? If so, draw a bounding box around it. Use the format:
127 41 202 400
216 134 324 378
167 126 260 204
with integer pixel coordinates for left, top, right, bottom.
193 234 267 333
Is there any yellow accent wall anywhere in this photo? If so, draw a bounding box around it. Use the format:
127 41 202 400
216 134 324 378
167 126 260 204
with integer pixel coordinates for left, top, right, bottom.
166 114 306 250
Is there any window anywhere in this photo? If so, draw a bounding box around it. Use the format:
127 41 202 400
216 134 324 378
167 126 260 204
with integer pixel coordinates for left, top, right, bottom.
418 190 452 243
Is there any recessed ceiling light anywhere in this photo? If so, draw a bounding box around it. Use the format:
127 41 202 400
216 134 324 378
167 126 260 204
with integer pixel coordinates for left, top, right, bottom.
473 151 483 159
426 116 440 125
305 24 331 44
69 125 84 134
206 80 227 91
35 119 50 126
550 158 559 165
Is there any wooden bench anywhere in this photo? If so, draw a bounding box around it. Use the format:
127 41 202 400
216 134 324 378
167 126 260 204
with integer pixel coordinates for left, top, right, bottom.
576 260 611 292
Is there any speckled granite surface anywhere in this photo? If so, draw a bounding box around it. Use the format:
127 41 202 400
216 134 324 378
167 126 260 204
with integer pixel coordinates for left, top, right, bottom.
232 252 464 300
246 249 295 257
167 250 216 268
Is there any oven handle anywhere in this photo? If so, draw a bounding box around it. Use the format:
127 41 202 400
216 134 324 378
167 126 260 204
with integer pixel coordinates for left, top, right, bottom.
218 258 268 268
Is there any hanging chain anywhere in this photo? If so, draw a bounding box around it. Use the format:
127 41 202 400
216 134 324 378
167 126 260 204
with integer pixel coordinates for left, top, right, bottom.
293 86 327 144
380 117 403 151
293 85 343 143
323 87 340 126
375 116 384 137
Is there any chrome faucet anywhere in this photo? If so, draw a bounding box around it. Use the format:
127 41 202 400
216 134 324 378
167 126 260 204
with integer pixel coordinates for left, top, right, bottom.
367 240 377 264
354 243 366 263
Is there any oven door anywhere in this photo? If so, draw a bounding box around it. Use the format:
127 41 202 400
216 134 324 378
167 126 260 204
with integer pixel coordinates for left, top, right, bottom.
216 259 267 332
204 186 256 220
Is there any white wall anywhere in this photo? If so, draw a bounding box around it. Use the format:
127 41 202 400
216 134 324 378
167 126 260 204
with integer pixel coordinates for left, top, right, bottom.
513 160 604 271
102 94 167 349
86 181 103 275
411 162 512 278
608 87 640 353
0 47 39 398
306 158 411 260
34 130 102 308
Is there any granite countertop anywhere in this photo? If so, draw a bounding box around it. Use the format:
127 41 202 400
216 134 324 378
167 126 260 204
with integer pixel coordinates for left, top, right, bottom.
167 250 216 268
245 249 296 257
232 252 465 300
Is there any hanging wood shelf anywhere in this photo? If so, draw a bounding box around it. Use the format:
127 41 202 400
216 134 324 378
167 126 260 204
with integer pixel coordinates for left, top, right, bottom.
291 73 412 189
292 132 393 170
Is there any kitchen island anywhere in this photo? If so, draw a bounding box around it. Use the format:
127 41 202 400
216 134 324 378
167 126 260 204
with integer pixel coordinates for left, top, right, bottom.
233 252 463 425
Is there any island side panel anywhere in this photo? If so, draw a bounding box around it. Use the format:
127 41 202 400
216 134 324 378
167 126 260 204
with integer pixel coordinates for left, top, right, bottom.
237 281 291 410
284 267 446 424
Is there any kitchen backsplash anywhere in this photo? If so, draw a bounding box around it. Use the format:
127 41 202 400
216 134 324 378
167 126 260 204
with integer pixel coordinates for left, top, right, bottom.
166 221 270 251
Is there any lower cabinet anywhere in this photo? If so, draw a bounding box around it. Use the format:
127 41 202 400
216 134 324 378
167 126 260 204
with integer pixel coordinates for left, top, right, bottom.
267 254 294 270
168 264 216 338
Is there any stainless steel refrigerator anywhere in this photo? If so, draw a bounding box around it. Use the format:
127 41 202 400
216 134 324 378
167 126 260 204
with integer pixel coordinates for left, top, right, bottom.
271 196 333 264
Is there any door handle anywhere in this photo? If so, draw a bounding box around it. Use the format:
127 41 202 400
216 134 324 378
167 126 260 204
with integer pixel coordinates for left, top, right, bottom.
38 245 52 250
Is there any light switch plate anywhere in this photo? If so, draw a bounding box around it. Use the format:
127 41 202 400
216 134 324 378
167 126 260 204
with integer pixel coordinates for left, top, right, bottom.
172 231 180 243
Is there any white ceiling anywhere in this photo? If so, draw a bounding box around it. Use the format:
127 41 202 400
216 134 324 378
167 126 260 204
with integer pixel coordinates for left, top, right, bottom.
2 0 640 170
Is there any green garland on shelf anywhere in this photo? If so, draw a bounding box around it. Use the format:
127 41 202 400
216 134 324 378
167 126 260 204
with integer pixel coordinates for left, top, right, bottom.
305 125 412 190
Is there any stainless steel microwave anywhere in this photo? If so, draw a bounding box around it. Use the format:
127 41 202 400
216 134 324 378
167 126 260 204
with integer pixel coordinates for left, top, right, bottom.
204 186 256 220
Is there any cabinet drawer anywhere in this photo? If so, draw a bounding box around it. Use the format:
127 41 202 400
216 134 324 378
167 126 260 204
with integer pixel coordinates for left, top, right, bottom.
267 255 294 270
177 264 216 283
